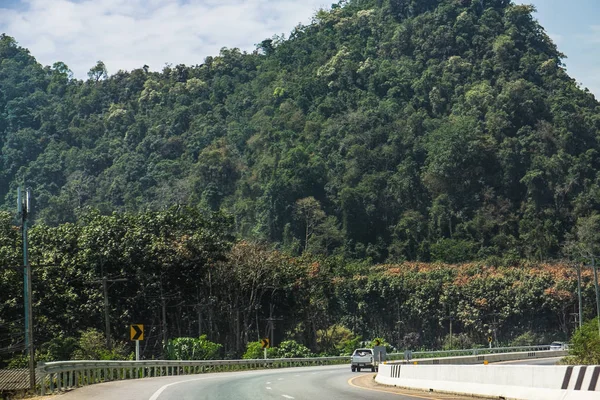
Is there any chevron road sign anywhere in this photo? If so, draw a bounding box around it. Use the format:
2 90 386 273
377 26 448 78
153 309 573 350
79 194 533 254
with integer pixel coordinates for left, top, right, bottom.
130 324 144 341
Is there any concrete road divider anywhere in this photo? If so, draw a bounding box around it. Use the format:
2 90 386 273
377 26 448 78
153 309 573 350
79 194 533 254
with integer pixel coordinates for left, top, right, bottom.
377 361 600 400
394 349 568 365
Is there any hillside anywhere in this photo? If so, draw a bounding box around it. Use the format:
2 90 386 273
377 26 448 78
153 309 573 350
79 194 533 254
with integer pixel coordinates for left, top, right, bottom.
1 0 599 263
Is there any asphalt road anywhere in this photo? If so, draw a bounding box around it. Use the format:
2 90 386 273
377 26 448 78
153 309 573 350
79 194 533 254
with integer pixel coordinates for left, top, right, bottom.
493 356 565 366
49 365 471 400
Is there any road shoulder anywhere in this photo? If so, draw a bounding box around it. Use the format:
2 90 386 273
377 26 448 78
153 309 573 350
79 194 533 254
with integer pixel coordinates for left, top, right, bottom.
348 373 482 400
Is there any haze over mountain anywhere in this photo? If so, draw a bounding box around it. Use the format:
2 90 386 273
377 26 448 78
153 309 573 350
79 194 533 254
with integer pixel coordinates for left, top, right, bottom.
1 0 599 264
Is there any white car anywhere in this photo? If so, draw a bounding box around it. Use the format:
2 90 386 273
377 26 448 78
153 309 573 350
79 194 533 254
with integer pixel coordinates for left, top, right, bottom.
351 348 375 372
549 341 566 350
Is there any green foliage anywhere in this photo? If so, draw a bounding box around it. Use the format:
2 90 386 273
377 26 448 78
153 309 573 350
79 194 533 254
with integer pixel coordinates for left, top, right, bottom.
270 340 313 358
0 0 594 265
72 329 131 360
165 335 222 360
441 333 476 350
242 341 268 359
508 331 547 347
316 325 361 355
569 318 600 365
1 0 599 364
40 335 79 361
430 238 477 263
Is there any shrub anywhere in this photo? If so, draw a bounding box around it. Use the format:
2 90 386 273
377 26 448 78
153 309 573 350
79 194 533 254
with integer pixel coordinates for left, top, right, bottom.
165 335 222 360
430 238 477 263
569 318 600 365
41 335 79 361
509 331 548 347
72 329 131 360
316 325 361 355
270 340 313 358
442 333 476 350
242 341 275 359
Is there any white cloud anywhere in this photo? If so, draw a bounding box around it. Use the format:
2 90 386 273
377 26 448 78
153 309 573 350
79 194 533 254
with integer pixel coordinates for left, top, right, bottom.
0 0 328 79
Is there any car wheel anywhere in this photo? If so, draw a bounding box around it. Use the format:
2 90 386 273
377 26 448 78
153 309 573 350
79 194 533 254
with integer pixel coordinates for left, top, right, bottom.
357 367 361 372
351 366 355 372
371 366 376 372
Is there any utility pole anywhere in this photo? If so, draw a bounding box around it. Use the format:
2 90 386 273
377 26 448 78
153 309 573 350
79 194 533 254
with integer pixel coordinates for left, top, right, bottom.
161 296 167 348
18 187 35 391
264 304 282 347
577 262 583 329
593 256 600 336
91 276 127 349
570 313 580 333
449 316 454 349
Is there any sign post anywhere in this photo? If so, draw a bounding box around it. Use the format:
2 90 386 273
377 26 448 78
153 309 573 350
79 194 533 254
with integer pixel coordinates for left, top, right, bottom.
130 324 144 361
260 338 270 359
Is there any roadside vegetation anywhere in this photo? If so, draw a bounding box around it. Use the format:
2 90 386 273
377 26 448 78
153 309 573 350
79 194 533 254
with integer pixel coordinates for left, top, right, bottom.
2 0 600 367
0 207 594 366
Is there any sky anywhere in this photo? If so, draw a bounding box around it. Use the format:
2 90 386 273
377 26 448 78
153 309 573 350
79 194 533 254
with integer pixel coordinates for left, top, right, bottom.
0 0 598 97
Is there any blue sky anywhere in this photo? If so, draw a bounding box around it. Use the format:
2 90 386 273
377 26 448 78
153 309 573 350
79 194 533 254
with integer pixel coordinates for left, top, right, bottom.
0 0 597 98
525 0 600 97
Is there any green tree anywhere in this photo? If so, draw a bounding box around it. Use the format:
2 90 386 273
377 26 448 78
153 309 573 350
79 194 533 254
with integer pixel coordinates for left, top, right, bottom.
88 60 108 82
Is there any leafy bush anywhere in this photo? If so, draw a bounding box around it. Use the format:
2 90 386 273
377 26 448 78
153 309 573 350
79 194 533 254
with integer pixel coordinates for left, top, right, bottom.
442 333 476 350
41 335 79 361
270 340 313 358
242 341 275 359
316 325 361 355
568 318 600 365
165 335 222 360
509 331 548 347
430 239 477 263
72 328 131 360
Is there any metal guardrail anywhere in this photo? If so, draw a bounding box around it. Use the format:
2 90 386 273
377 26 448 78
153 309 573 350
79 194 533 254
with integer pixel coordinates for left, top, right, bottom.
37 356 349 395
386 345 552 361
36 345 557 395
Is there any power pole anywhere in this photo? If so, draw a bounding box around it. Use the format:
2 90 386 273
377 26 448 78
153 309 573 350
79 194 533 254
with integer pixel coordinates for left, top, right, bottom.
577 262 583 329
570 313 579 333
18 187 35 391
593 256 600 336
449 316 454 349
91 276 127 349
264 304 283 347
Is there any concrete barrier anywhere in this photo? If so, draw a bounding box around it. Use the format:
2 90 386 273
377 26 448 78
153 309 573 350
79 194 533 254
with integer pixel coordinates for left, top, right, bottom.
377 362 600 400
399 349 568 365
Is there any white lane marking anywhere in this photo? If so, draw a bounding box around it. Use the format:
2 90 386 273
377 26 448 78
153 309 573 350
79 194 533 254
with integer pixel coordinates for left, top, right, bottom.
282 396 294 399
266 387 272 390
266 381 271 384
278 378 284 381
149 376 223 400
148 365 339 400
294 374 300 377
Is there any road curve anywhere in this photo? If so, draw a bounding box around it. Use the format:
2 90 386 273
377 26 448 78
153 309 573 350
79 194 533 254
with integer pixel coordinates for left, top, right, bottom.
48 365 471 400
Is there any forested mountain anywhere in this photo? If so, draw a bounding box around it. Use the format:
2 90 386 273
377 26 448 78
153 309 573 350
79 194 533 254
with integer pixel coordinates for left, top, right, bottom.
1 0 599 264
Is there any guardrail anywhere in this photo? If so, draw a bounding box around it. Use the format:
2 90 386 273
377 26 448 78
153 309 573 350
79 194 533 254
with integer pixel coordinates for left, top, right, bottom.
37 356 349 395
387 345 553 361
35 345 558 395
